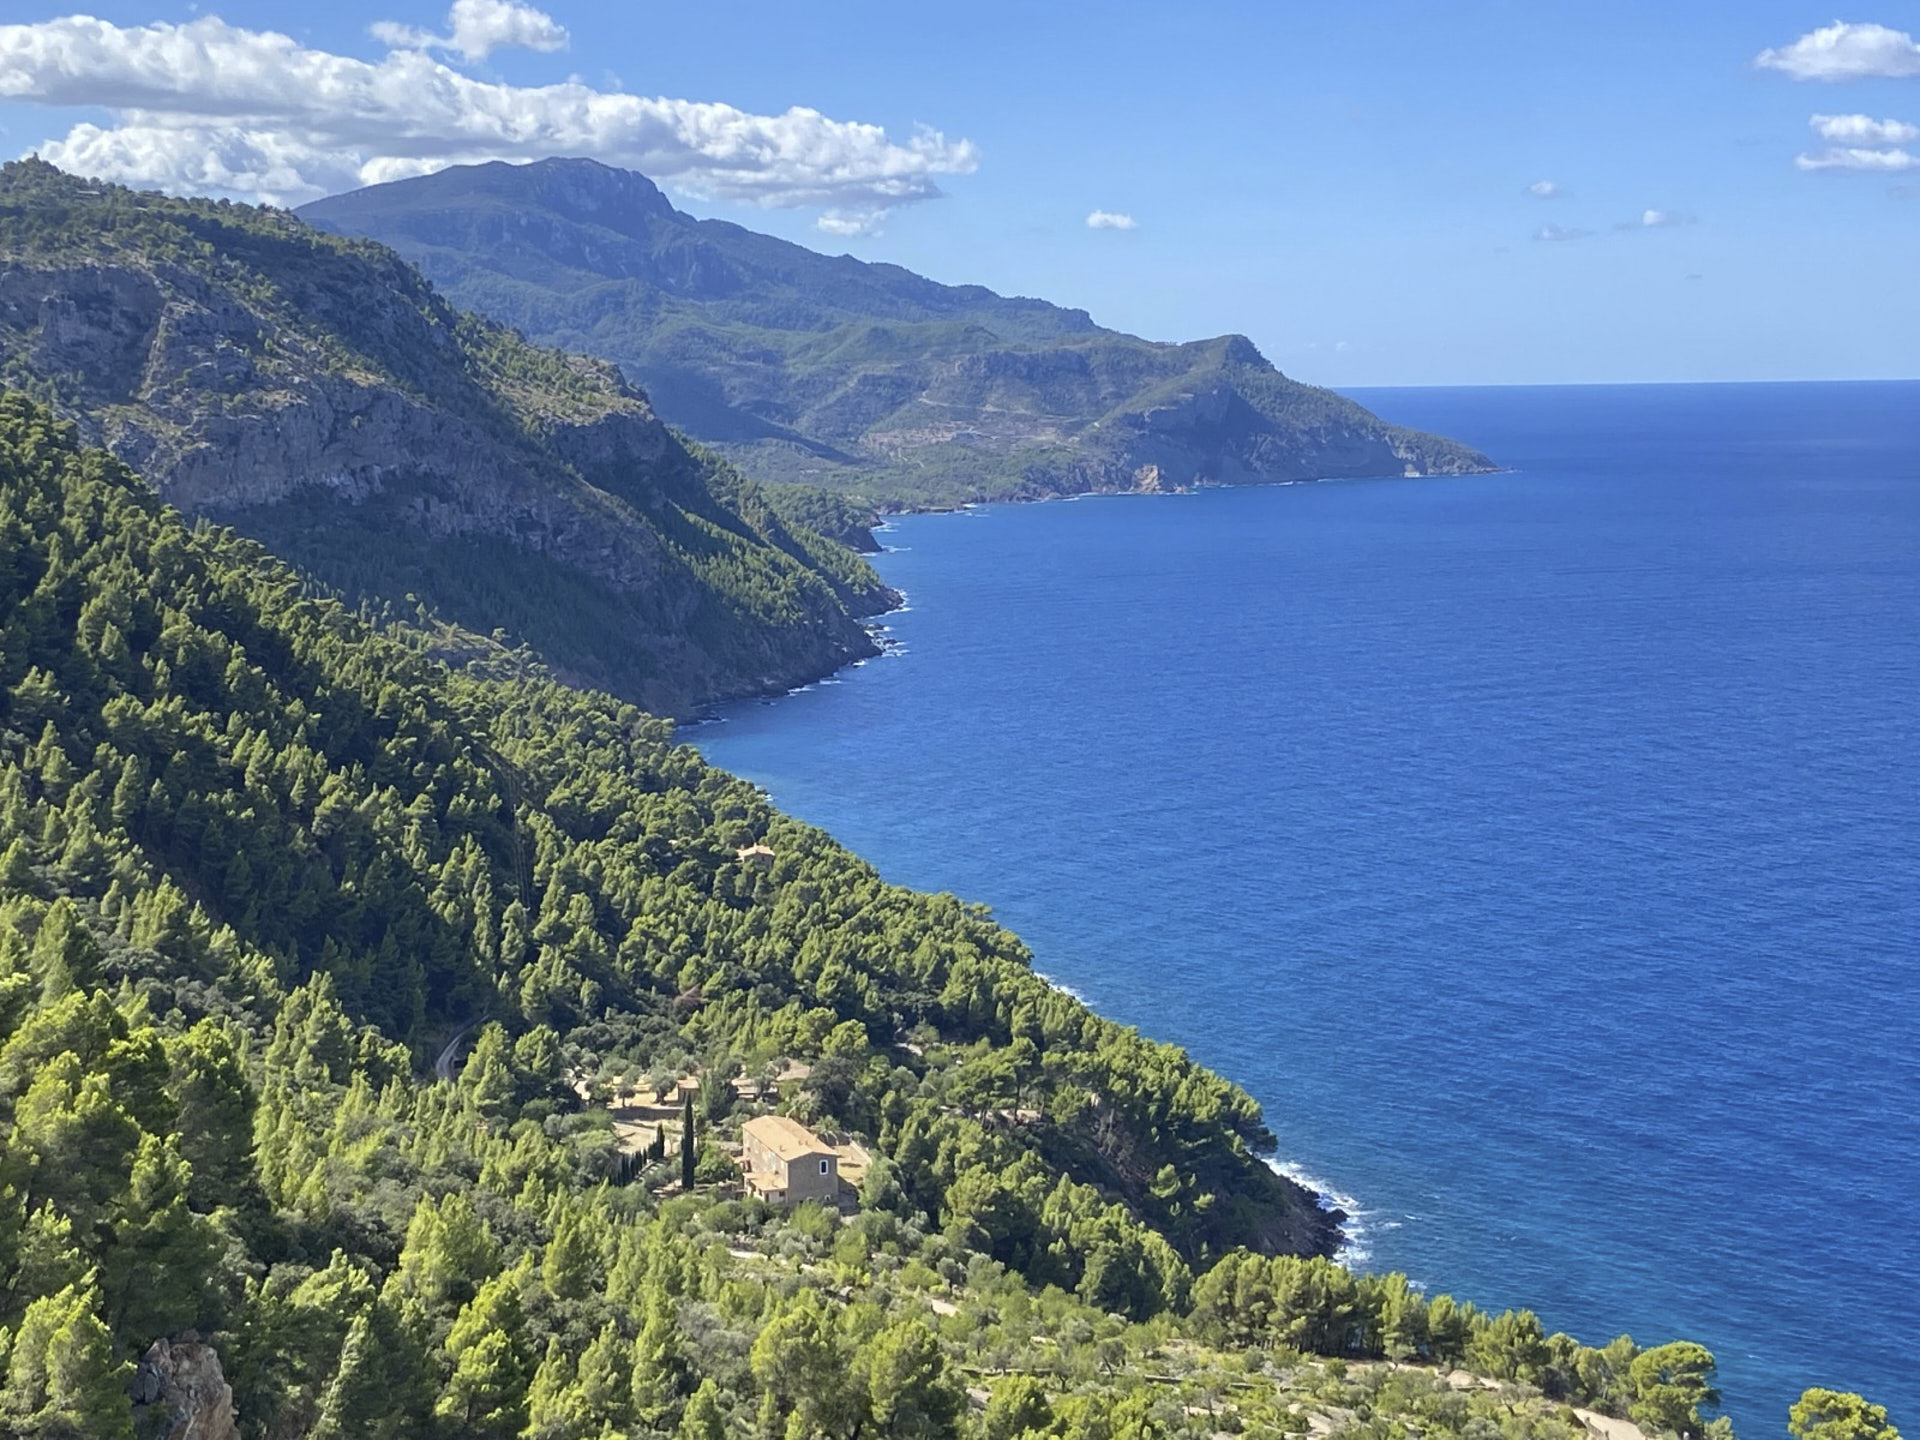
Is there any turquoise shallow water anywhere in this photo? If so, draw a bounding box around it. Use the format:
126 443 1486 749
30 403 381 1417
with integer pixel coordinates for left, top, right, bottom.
692 382 1920 1433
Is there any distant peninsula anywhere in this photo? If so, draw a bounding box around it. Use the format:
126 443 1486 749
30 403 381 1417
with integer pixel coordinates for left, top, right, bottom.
300 158 1495 510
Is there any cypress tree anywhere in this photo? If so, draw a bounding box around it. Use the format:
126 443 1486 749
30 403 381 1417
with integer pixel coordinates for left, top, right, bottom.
680 1090 695 1192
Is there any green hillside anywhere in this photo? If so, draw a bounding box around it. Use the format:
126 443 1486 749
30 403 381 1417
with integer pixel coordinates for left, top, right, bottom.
0 399 1890 1439
300 159 1495 508
0 158 892 716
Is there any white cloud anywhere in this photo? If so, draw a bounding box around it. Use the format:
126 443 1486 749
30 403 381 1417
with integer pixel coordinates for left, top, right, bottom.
1634 209 1695 228
0 13 979 211
1086 209 1137 230
1795 145 1920 171
370 0 568 62
1526 179 1560 198
816 208 884 237
1810 112 1920 144
1756 21 1920 80
39 122 367 201
1533 223 1590 242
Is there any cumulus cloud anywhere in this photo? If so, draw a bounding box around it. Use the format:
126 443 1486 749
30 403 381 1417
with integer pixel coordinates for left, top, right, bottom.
1810 112 1920 143
1756 21 1920 80
0 11 979 217
1085 209 1137 230
370 0 569 62
1533 223 1590 242
1795 112 1920 172
1796 145 1920 171
1526 179 1560 198
1632 209 1695 228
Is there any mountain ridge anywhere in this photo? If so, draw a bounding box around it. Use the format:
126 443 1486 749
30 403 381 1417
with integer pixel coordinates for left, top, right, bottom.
0 157 894 717
300 157 1495 507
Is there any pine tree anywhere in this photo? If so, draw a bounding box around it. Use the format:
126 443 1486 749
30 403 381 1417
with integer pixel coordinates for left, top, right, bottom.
29 899 99 1000
9 1204 88 1310
387 1190 499 1313
98 1133 221 1341
569 1321 636 1434
541 1205 595 1302
165 1018 257 1211
522 1337 574 1440
865 1319 962 1440
0 1283 135 1440
678 1377 729 1440
1789 1390 1902 1440
631 1293 686 1427
309 1297 435 1440
436 1263 534 1439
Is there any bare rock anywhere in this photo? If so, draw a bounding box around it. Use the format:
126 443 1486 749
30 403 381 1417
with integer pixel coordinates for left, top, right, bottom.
131 1334 240 1440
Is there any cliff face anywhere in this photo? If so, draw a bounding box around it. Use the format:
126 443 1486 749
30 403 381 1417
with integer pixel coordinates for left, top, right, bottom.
132 1337 240 1440
0 159 891 716
301 158 1494 507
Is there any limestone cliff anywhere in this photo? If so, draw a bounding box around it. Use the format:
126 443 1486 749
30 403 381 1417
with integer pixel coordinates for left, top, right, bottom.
131 1336 240 1440
0 158 892 716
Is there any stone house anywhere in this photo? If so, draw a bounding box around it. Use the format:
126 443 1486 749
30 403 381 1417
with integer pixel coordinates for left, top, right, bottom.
740 1114 839 1205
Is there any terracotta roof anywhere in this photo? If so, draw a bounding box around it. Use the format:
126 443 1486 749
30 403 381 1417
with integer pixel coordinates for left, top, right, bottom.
742 1114 834 1162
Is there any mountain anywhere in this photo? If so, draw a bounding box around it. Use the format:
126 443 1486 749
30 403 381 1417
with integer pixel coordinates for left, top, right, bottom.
0 157 894 717
0 395 1774 1440
299 158 1495 507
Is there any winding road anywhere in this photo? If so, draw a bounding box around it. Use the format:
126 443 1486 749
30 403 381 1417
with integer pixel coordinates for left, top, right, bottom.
433 1020 482 1082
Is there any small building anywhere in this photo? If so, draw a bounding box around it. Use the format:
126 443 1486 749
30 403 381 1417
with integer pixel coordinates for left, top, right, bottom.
740 1115 839 1206
736 844 777 871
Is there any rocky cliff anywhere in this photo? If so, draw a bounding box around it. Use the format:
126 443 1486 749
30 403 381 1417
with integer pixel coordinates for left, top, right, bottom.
132 1336 240 1440
301 158 1495 507
0 158 892 716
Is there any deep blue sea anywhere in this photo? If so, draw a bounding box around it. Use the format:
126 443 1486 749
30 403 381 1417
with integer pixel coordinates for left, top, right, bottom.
693 382 1920 1433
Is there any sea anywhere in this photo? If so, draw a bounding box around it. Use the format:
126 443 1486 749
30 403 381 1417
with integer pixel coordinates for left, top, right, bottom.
691 382 1920 1433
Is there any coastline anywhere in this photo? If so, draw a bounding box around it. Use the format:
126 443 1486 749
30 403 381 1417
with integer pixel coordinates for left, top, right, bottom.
684 382 1920 1429
694 460 1511 720
688 506 1362 1266
863 456 1506 524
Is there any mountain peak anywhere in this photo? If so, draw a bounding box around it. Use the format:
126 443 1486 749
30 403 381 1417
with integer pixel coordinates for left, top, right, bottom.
317 156 678 235
509 155 679 224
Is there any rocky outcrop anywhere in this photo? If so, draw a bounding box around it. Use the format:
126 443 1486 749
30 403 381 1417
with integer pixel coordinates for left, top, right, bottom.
131 1335 240 1440
0 160 888 716
3 255 680 581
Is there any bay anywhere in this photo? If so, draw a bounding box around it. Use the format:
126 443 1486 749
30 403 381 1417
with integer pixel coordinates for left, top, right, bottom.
692 382 1920 1432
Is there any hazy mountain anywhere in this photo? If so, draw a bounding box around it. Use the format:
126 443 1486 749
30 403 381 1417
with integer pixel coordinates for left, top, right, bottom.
300 158 1494 507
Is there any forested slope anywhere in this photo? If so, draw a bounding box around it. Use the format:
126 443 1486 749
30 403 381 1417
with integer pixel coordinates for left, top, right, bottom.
0 159 892 715
0 398 1887 1440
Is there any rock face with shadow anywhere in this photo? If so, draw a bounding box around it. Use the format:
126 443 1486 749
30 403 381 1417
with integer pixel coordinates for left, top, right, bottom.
0 158 892 715
132 1336 240 1440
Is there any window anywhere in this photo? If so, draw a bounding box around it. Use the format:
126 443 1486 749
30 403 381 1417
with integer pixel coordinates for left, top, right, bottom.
820 1159 831 1174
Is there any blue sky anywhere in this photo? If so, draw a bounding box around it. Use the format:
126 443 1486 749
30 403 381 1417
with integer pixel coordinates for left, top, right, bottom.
1 0 1916 385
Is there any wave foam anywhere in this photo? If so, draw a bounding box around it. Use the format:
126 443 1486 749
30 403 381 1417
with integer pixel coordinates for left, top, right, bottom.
1265 1157 1375 1267
1034 971 1087 1003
